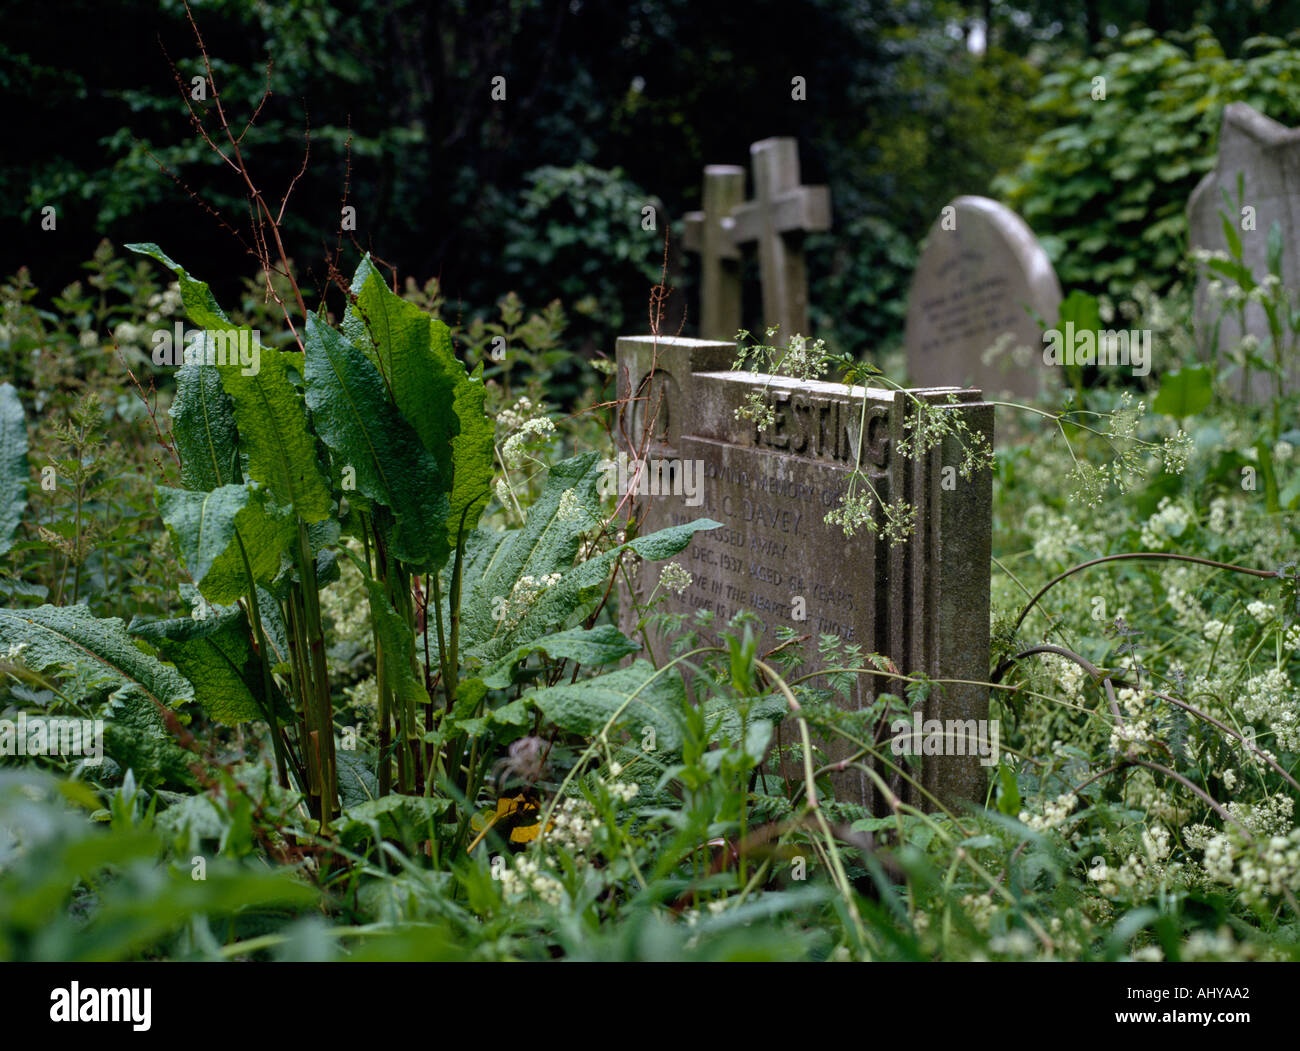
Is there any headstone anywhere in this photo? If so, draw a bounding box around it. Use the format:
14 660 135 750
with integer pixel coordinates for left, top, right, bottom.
683 139 831 342
905 196 1062 400
615 335 994 812
1188 103 1300 403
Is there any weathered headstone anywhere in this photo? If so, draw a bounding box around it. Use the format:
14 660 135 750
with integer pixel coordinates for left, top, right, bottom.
615 335 994 812
683 138 831 341
905 196 1062 400
1188 103 1300 403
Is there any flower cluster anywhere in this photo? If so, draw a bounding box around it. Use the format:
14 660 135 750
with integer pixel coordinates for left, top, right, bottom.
1240 667 1299 752
498 573 563 630
1018 792 1077 832
541 796 598 855
502 417 555 468
658 561 692 596
498 854 566 906
1139 497 1190 550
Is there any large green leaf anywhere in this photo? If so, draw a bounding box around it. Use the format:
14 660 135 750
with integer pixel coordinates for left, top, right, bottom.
128 244 332 522
525 660 686 752
303 314 448 568
129 609 279 725
457 453 718 663
356 567 431 714
447 361 495 547
344 257 494 548
0 383 27 556
480 624 640 688
506 519 718 652
0 605 193 709
156 483 292 604
170 364 241 491
100 692 198 790
1153 365 1212 419
457 453 599 658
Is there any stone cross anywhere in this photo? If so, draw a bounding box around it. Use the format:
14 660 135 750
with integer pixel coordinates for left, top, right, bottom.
1187 103 1300 403
683 139 831 343
615 334 994 812
682 166 746 341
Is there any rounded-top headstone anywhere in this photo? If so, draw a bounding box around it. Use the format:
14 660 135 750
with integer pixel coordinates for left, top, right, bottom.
905 196 1062 399
1187 103 1300 404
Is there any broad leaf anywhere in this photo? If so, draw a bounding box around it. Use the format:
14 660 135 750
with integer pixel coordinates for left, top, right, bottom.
525 660 686 752
0 383 27 556
100 692 198 790
344 257 494 548
1152 365 1212 419
129 609 279 725
457 452 718 662
170 364 241 491
156 483 291 604
0 605 193 709
480 624 640 688
303 314 448 568
129 244 332 522
356 568 431 714
456 454 599 659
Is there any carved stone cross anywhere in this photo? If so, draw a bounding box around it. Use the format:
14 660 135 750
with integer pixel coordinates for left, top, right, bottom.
683 138 831 343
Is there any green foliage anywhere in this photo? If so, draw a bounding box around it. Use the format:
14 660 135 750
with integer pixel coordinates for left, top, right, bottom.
492 164 663 349
0 384 27 557
0 771 316 961
155 483 290 603
0 604 193 709
995 27 1300 301
1153 365 1214 419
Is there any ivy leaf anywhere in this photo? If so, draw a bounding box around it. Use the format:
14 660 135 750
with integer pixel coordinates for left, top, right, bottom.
156 483 292 605
0 383 28 557
0 605 193 709
303 314 449 569
170 364 241 492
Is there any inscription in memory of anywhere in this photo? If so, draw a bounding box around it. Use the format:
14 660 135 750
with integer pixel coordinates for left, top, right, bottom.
615 335 994 811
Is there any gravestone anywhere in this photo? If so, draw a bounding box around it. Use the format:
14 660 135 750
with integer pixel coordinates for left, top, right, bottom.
683 138 831 341
1187 103 1300 403
905 196 1062 400
615 334 994 812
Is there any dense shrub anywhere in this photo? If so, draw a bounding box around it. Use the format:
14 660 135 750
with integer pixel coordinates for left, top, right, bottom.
995 27 1300 302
